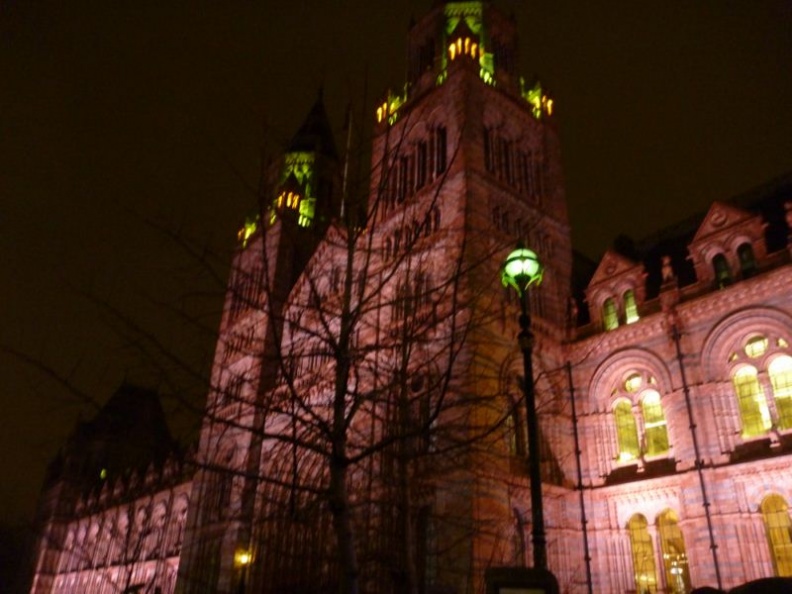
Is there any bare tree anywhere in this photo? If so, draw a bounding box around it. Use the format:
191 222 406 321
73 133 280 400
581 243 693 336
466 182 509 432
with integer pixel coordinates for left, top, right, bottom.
171 92 535 594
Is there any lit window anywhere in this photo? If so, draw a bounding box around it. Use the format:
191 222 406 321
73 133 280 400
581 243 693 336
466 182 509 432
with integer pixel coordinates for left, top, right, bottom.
732 365 772 437
624 289 639 324
642 390 669 457
745 336 769 358
628 514 658 593
614 401 640 462
612 371 671 463
624 373 642 393
761 494 792 576
603 297 619 331
780 338 790 349
770 355 792 430
657 510 691 592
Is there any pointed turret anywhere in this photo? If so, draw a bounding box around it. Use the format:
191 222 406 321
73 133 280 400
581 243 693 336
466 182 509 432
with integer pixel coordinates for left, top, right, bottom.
288 89 338 160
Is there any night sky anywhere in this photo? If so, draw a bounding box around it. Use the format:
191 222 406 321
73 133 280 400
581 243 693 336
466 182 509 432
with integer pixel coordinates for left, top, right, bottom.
2 0 791 531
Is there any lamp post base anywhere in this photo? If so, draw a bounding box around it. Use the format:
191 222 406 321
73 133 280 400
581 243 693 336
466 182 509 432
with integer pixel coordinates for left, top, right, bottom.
485 566 559 594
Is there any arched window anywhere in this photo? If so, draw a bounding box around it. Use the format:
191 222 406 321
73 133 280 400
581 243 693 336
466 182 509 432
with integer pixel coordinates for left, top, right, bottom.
770 355 792 430
737 242 758 278
657 509 691 593
628 514 658 594
641 390 669 457
761 494 792 576
732 365 771 437
612 372 669 462
603 297 619 331
624 289 640 324
712 253 732 288
614 401 639 462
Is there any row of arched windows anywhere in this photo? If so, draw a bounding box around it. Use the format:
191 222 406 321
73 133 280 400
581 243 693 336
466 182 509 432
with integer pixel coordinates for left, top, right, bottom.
381 125 447 219
58 495 188 575
627 510 690 594
611 333 792 464
729 334 792 438
712 242 758 289
602 289 639 331
613 372 669 462
627 494 792 593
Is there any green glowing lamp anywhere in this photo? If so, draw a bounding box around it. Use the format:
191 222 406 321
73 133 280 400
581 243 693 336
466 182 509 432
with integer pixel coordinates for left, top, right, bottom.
501 246 543 296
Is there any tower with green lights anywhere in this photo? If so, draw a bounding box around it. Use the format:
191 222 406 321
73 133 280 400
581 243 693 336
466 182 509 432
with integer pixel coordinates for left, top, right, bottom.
366 1 574 591
175 95 343 594
179 2 576 593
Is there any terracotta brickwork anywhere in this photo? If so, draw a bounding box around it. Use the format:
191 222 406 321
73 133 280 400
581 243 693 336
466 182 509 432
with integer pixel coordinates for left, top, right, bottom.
28 2 792 594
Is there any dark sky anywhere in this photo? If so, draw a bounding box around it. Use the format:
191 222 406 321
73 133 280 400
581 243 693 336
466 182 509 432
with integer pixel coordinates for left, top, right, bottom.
2 1 791 527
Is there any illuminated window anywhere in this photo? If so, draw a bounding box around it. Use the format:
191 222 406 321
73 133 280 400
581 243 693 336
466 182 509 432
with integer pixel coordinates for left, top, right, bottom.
657 510 691 593
761 494 792 576
624 289 640 324
738 243 758 278
628 514 658 594
642 390 669 457
732 365 771 437
624 373 642 393
613 372 671 462
603 298 619 331
712 253 732 288
770 356 792 430
745 336 769 358
614 401 640 462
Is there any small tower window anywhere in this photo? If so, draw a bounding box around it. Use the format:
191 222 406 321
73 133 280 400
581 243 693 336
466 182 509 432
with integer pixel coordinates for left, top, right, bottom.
624 289 640 324
603 297 619 331
712 253 732 288
738 242 758 278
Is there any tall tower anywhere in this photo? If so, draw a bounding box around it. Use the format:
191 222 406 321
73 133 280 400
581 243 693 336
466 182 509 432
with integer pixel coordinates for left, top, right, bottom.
364 2 574 591
181 2 574 593
176 95 341 594
372 0 571 331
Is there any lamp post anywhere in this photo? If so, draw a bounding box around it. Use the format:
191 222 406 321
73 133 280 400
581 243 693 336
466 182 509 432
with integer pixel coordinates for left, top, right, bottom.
501 245 547 570
235 549 252 594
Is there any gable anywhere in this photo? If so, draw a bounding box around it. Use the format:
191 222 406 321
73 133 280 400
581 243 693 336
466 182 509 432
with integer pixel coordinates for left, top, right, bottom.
691 201 753 244
588 249 640 289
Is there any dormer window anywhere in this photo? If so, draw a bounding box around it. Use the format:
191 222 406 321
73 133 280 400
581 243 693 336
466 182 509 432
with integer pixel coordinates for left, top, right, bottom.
712 253 732 288
623 289 639 324
738 242 758 278
603 297 619 331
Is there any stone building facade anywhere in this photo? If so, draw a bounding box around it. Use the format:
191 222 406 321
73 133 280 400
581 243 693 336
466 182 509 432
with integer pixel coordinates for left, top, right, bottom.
28 2 792 593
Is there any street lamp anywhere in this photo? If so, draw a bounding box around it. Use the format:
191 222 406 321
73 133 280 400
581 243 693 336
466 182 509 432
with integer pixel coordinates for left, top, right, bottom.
235 549 252 594
501 245 547 571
